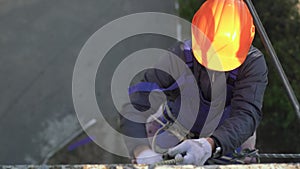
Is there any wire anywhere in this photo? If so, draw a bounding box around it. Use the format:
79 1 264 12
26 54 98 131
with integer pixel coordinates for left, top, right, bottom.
154 155 184 166
259 153 300 159
153 150 300 167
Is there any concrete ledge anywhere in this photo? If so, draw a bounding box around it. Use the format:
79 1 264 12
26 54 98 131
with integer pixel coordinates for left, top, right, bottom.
1 164 300 169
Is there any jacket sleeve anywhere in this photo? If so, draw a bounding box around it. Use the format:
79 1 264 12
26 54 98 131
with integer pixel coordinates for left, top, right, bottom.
211 46 268 155
119 43 185 156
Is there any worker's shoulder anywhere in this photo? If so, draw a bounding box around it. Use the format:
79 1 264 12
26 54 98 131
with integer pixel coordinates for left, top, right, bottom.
168 41 185 55
166 41 187 63
243 45 265 67
247 45 264 59
240 45 267 74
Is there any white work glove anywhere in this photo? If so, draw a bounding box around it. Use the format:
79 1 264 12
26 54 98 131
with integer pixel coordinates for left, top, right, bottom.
168 138 212 165
135 148 163 164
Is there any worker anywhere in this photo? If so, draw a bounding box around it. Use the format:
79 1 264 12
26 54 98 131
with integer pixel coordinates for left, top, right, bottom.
120 0 268 165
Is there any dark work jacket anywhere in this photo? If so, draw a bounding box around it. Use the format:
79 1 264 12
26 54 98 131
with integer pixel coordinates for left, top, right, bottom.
120 42 268 157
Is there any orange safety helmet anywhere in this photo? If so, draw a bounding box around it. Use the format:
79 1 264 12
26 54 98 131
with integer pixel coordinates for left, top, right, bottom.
191 0 255 71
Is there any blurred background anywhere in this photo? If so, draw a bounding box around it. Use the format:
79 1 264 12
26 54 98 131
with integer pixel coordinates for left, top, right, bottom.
0 0 299 165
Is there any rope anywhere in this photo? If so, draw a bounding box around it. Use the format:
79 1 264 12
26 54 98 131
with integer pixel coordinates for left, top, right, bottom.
150 103 193 154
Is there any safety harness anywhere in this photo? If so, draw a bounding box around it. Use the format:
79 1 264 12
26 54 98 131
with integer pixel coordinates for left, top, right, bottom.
128 40 240 153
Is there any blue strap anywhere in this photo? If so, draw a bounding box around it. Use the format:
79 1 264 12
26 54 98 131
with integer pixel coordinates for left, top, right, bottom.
128 82 160 94
229 67 239 80
128 73 195 95
183 40 193 68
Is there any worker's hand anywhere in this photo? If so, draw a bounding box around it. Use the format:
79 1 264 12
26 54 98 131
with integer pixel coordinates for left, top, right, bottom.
168 138 212 165
135 147 163 164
